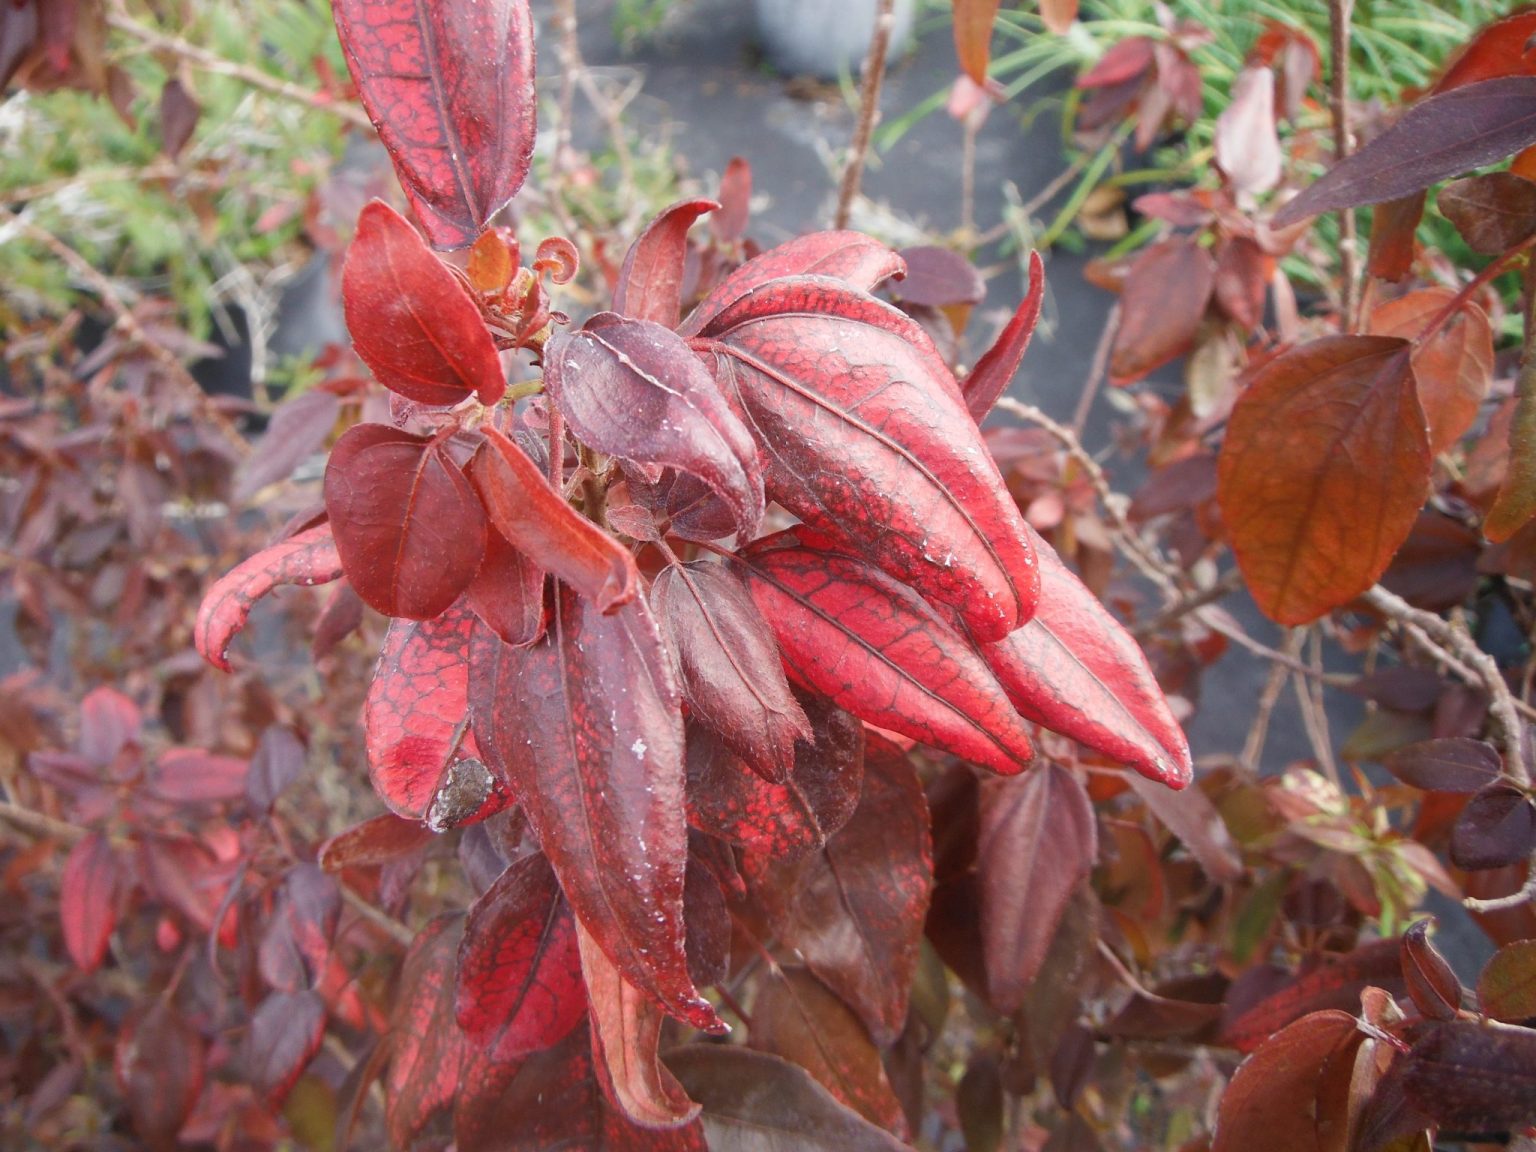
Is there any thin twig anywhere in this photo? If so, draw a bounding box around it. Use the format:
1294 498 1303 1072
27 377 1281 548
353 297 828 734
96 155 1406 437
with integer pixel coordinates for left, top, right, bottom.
0 799 85 844
960 113 980 240
833 0 897 231
1294 629 1338 784
1242 630 1303 770
1464 872 1536 914
1327 0 1358 330
341 887 416 948
1132 569 1243 639
1071 303 1118 438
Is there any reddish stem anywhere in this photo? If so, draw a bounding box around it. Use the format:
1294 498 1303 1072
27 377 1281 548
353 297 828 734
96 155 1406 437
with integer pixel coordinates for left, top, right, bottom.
1413 237 1536 345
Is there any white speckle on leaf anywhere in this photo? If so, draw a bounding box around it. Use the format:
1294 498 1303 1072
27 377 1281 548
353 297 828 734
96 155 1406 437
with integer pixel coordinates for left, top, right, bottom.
631 738 647 759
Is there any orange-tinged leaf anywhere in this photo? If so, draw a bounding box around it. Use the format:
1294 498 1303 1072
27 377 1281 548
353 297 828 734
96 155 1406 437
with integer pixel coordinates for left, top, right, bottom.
1367 289 1493 455
1212 1010 1362 1152
1039 0 1078 34
953 0 1001 85
1366 193 1427 282
1221 940 1404 1052
1435 10 1536 93
1217 335 1430 625
1485 355 1536 541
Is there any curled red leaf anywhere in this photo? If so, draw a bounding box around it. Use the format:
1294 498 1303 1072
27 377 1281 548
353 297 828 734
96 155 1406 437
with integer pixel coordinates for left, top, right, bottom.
614 198 719 327
963 250 1045 423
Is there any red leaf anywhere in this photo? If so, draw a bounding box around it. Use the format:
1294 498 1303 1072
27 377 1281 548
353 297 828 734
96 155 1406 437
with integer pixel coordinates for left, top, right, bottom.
684 696 864 860
737 531 1035 775
1366 192 1427 282
1215 67 1282 195
387 916 470 1148
711 157 752 245
196 524 343 672
342 201 507 406
467 590 722 1032
151 748 249 805
952 0 1000 85
244 990 326 1107
1077 36 1155 89
1125 772 1243 883
1108 237 1216 386
1435 11 1536 93
455 851 584 1056
576 919 701 1129
746 734 932 1046
319 812 434 871
1217 335 1429 625
258 864 341 992
1401 918 1462 1021
615 198 719 327
332 0 535 249
1212 236 1273 332
468 425 639 613
1400 1019 1536 1132
703 278 1039 641
1367 288 1493 456
1220 940 1404 1052
463 525 546 646
978 763 1096 1014
963 250 1045 423
114 1001 205 1148
324 425 487 619
1211 1010 1362 1152
60 830 115 972
366 603 507 829
977 527 1191 787
1273 77 1536 227
653 561 810 781
546 317 763 539
681 232 906 336
1440 171 1536 253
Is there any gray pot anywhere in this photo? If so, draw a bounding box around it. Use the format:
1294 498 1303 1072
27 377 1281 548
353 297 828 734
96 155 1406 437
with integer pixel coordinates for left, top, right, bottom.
752 0 916 80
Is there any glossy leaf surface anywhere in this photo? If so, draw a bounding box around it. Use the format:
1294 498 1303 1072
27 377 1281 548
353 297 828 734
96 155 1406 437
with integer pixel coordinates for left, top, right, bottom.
614 198 719 327
1401 919 1462 1021
963 250 1045 423
387 916 469 1149
332 0 536 249
342 201 507 406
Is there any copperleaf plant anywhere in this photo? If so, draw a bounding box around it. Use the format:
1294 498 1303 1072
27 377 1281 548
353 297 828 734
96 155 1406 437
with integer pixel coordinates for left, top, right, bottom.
195 0 1191 1143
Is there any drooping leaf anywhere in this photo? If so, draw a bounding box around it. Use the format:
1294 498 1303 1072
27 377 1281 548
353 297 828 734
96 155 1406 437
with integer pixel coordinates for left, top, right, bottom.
1400 919 1463 1021
952 0 1001 85
1450 783 1536 870
468 426 639 613
1125 772 1243 883
1212 236 1274 332
114 1000 205 1149
244 991 327 1107
977 763 1095 1014
680 233 906 336
324 425 487 619
1400 1018 1536 1131
666 1045 911 1152
1217 335 1430 625
1383 737 1502 794
341 201 507 406
332 0 536 249
963 249 1045 423
746 734 932 1046
1220 940 1404 1052
467 590 722 1032
684 696 864 861
60 830 115 972
196 524 343 672
1108 237 1215 386
234 383 343 505
464 525 546 646
614 199 719 327
546 316 763 539
455 851 584 1056
702 278 1039 641
736 531 1035 775
1211 1010 1362 1152
318 812 434 871
1477 939 1536 1023
1438 171 1536 253
1367 288 1493 455
653 561 809 782
890 246 985 309
1272 77 1536 227
1434 10 1536 93
976 527 1191 787
387 916 469 1149
1215 67 1282 195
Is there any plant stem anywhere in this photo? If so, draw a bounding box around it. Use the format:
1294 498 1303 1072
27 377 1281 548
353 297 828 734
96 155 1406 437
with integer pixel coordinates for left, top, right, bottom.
1413 234 1536 344
0 799 84 844
834 0 897 231
1328 0 1358 331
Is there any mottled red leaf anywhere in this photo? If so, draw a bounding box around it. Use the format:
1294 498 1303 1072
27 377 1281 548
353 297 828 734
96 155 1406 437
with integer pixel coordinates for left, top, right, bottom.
1401 1018 1536 1131
1211 1010 1361 1152
653 561 809 781
1220 940 1404 1052
1450 783 1536 870
977 763 1095 1014
1439 171 1536 252
702 278 1038 640
977 527 1191 787
1217 335 1429 625
324 425 487 619
546 317 763 538
746 734 931 1046
1383 737 1502 794
1273 77 1536 227
342 202 506 405
464 525 546 646
114 1001 205 1148
667 1045 911 1152
1435 11 1536 93
332 0 535 249
387 916 469 1148
737 531 1035 775
244 990 326 1106
60 830 115 972
1478 939 1536 1023
615 199 719 327
963 250 1045 422
1215 67 1282 195
1108 237 1216 386
467 591 722 1032
1366 192 1427 282
468 426 639 613
318 812 434 871
680 232 905 336
1367 288 1493 456
1401 919 1463 1021
455 851 584 1056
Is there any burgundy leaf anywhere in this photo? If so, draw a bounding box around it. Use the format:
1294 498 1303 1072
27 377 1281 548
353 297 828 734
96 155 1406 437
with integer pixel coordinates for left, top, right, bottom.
1211 1010 1362 1152
684 695 864 860
1383 737 1502 793
615 198 719 327
546 317 763 539
78 686 140 769
683 847 731 988
1125 772 1243 883
332 0 536 249
324 425 487 619
702 278 1039 641
963 249 1045 423
976 526 1191 787
318 812 434 871
1220 940 1404 1052
455 851 584 1056
890 245 985 308
150 748 249 805
246 725 306 815
464 526 546 646
158 77 200 160
978 763 1096 1014
1401 1018 1536 1132
1212 236 1273 332
1438 171 1536 253
1109 237 1216 385
196 524 343 672
114 1001 205 1148
60 830 115 972
746 734 932 1046
737 531 1035 775
468 426 639 613
1273 77 1536 227
653 561 809 781
1401 918 1463 1021
366 602 508 829
1450 783 1536 870
387 916 469 1148
341 201 507 405
711 157 752 244
244 990 326 1107
681 232 906 336
258 864 341 993
1366 192 1427 282
467 590 722 1032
